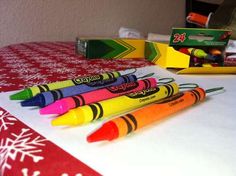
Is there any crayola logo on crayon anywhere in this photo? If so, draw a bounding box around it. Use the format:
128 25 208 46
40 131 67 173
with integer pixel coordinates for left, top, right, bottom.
86 78 117 87
72 75 102 85
126 87 159 99
107 82 139 93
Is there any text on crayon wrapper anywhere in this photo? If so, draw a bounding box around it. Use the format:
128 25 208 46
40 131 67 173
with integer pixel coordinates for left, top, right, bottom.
139 95 156 103
73 75 103 85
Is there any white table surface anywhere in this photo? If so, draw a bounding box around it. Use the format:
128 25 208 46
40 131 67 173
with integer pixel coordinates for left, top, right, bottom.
1 65 236 176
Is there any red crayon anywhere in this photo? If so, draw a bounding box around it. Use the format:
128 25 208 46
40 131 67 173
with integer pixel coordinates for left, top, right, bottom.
179 48 190 55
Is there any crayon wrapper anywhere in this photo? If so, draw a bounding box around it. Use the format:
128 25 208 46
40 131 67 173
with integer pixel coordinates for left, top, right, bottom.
29 71 121 96
42 74 137 107
113 87 205 138
73 78 157 107
81 82 179 124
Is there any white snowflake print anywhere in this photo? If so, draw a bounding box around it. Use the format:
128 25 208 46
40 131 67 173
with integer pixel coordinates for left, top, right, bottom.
22 168 40 176
21 168 83 176
9 67 41 74
39 62 66 69
0 110 17 132
2 58 27 64
61 173 83 176
17 73 48 82
5 63 34 69
47 67 77 74
33 58 55 64
64 58 84 64
0 80 15 89
0 54 16 57
56 73 80 80
0 73 11 80
0 128 46 175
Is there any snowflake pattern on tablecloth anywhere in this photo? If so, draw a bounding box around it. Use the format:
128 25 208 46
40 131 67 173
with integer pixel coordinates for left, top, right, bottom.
9 67 41 74
0 128 46 175
17 72 49 82
0 80 15 92
0 107 101 176
0 42 154 92
0 110 17 131
21 168 84 176
21 168 41 176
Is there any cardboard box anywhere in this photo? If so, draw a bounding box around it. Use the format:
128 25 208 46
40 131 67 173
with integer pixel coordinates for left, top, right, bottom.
76 38 145 59
145 41 190 68
146 28 236 74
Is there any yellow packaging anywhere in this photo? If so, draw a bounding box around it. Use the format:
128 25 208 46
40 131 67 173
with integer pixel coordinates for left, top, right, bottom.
76 38 145 59
145 28 236 74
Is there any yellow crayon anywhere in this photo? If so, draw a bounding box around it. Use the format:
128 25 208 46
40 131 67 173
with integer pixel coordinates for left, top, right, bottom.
202 63 213 67
51 82 179 126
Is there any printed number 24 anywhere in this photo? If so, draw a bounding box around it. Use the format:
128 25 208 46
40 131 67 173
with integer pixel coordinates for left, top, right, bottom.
173 33 186 43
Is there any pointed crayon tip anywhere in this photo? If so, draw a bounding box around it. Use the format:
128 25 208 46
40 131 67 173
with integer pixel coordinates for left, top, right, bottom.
21 95 44 107
87 122 118 143
40 100 68 115
10 89 33 100
51 109 82 126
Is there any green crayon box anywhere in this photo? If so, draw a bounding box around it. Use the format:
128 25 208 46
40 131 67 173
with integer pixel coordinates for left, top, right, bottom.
145 28 236 74
76 38 145 59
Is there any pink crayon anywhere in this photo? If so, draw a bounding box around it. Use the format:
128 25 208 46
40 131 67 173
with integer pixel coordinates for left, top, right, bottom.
40 78 157 115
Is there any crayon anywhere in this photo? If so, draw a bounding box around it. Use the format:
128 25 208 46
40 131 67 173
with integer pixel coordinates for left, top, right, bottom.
202 63 213 67
87 87 206 142
190 57 203 67
51 82 179 126
21 74 138 108
209 48 222 56
40 78 157 115
9 69 135 100
178 48 190 55
187 48 216 61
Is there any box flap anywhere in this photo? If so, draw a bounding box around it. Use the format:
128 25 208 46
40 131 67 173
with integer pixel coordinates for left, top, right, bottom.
176 67 236 74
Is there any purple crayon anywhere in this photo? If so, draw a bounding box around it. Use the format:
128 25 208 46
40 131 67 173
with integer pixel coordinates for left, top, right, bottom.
40 78 157 115
21 74 138 108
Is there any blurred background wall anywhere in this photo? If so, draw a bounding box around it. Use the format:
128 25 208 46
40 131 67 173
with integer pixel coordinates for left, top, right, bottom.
0 0 186 47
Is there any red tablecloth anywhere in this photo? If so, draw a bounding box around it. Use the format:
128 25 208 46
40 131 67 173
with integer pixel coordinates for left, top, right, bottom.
0 42 153 92
0 42 154 175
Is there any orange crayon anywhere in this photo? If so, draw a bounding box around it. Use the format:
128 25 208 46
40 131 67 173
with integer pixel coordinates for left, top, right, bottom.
209 48 222 56
87 87 207 142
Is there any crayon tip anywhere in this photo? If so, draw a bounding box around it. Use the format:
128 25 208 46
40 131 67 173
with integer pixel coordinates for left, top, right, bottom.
87 122 118 143
21 95 45 107
40 100 69 115
51 109 83 126
10 89 33 100
179 48 190 55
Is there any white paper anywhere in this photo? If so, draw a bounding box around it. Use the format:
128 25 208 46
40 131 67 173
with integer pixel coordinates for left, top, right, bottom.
1 65 236 176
